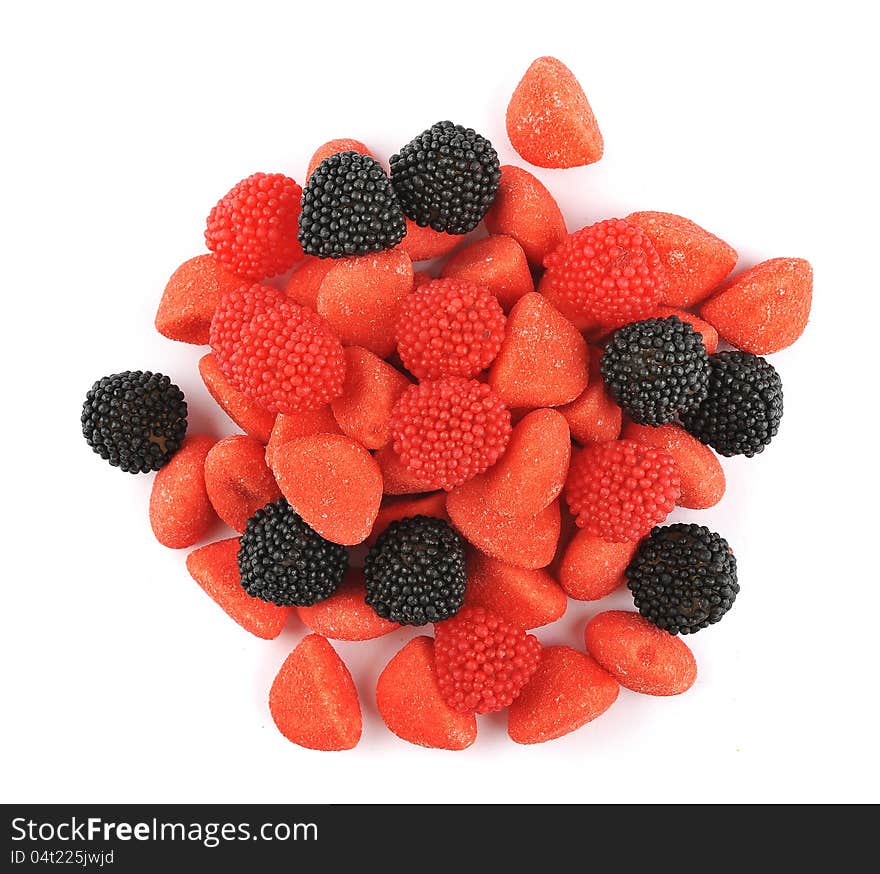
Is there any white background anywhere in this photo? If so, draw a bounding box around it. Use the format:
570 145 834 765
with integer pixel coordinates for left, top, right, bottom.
1 1 877 804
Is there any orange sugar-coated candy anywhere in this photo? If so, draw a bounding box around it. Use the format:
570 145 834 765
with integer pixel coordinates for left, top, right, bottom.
264 406 341 471
366 492 448 546
627 211 738 308
559 347 622 445
317 249 414 358
398 219 462 262
558 528 637 601
700 257 813 355
155 254 245 345
507 646 619 744
272 434 382 546
655 306 719 354
506 57 603 169
149 434 217 549
440 234 534 312
489 292 589 407
623 421 725 510
306 138 372 180
283 256 334 310
536 272 609 339
331 346 411 450
484 165 567 268
464 550 566 629
481 408 571 519
298 568 399 641
585 610 697 696
269 634 362 751
185 538 291 639
374 443 434 495
204 435 281 532
376 636 477 750
446 475 560 569
198 353 276 444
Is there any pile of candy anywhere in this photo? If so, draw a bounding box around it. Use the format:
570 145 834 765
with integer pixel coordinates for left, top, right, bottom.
82 57 811 749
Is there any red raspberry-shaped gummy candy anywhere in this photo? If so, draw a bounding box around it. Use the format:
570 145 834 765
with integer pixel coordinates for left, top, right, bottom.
205 172 304 280
389 378 512 491
543 218 667 327
209 282 285 360
396 278 506 380
565 439 680 542
434 606 542 714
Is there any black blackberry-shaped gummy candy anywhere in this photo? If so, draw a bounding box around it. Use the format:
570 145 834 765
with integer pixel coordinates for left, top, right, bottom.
81 370 188 473
600 316 710 426
626 523 739 635
680 350 783 457
238 499 348 607
364 515 467 625
390 121 501 235
298 151 406 259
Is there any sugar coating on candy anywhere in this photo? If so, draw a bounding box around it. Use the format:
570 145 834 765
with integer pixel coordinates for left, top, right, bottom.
656 305 719 354
376 636 477 750
543 219 667 328
204 435 282 532
272 434 382 546
297 568 399 641
155 254 244 345
489 292 589 408
566 440 680 542
484 165 567 267
440 234 534 312
506 56 603 169
284 257 334 310
374 443 435 495
398 218 462 262
331 346 411 450
464 549 567 629
198 354 276 444
700 257 812 355
264 406 341 470
367 492 448 546
434 606 542 714
389 377 512 491
584 610 697 696
558 528 637 601
623 422 725 510
269 634 362 751
205 172 304 280
185 538 291 639
559 347 622 444
481 409 571 518
507 646 619 745
306 138 372 180
447 476 560 569
149 434 217 549
317 249 414 358
627 211 738 308
396 278 506 380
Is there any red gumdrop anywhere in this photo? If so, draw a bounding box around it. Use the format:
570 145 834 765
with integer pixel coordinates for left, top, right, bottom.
272 434 382 546
297 568 399 641
306 138 372 180
376 636 477 750
366 492 448 546
264 406 341 471
374 443 435 495
149 434 217 549
464 549 567 629
558 347 622 445
269 634 362 751
398 218 462 262
623 421 725 510
186 538 291 639
198 353 276 444
204 435 282 532
489 292 589 407
536 271 609 339
655 305 719 354
284 256 334 309
585 610 698 696
440 234 534 311
558 528 637 600
507 646 619 744
331 346 411 450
